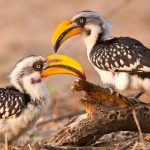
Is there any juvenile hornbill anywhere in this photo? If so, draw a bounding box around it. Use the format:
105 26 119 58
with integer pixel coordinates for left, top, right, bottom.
52 10 150 99
0 54 85 143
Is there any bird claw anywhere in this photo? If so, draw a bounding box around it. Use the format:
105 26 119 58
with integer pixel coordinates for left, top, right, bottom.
127 92 143 103
127 97 140 104
134 92 143 99
103 85 115 95
116 92 122 98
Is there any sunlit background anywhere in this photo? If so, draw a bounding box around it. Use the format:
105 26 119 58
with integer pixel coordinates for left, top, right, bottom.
0 0 149 145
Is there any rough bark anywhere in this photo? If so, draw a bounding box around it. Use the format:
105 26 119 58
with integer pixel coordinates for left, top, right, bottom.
46 79 150 147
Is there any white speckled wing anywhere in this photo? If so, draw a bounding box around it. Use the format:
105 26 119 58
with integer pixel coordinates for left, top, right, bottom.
0 87 28 119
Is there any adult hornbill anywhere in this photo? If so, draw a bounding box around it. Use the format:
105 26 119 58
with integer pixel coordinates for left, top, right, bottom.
52 10 150 100
0 54 85 143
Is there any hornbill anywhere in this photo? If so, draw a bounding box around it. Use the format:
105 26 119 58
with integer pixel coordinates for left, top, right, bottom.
0 54 85 143
52 10 150 99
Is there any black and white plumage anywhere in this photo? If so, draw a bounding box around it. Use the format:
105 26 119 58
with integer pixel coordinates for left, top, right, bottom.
0 54 86 143
0 86 30 119
0 56 49 143
76 11 150 94
90 37 150 76
53 10 150 97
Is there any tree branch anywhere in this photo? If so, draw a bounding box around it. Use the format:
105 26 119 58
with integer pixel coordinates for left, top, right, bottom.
46 79 150 147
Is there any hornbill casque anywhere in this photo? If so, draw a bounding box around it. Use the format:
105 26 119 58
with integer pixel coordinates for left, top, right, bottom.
0 54 85 143
52 10 150 100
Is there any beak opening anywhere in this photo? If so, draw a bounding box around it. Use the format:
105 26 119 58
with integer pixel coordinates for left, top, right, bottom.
41 54 86 80
42 65 86 80
52 19 82 53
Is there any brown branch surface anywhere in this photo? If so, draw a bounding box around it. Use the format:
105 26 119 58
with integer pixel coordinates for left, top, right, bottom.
46 79 150 147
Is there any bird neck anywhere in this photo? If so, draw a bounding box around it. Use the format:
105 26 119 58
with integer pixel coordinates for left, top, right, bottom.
10 77 49 104
10 75 24 93
82 24 112 58
82 24 100 56
22 79 49 104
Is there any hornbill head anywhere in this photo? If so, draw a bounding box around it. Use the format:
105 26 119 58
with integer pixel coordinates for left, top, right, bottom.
52 10 112 52
9 54 86 92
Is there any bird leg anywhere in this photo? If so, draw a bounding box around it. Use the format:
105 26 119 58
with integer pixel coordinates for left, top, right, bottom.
103 86 143 104
103 85 124 98
134 92 144 99
127 92 144 103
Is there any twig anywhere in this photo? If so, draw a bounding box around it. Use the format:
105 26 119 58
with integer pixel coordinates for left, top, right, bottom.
43 144 106 150
132 109 146 150
28 144 33 150
131 142 139 150
37 111 85 126
5 132 8 150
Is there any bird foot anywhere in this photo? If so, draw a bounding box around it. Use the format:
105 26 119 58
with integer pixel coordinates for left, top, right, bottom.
103 85 115 95
127 92 143 104
134 92 144 99
116 92 122 98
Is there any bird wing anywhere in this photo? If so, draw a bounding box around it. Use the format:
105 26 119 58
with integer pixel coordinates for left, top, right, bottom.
0 87 28 119
90 37 150 74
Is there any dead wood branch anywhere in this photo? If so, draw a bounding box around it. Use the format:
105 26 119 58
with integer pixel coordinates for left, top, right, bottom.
46 79 150 147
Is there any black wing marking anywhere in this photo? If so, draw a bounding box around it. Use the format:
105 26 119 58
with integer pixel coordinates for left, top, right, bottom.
0 87 29 119
90 37 150 74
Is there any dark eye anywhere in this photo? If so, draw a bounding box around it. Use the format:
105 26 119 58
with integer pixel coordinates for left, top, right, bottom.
76 17 86 26
33 61 43 71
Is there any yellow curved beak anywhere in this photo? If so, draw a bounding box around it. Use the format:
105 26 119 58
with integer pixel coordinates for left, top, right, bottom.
52 19 82 52
41 54 86 80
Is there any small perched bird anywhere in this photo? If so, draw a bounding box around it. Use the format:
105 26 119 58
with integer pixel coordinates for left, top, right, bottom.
52 10 150 99
0 54 85 143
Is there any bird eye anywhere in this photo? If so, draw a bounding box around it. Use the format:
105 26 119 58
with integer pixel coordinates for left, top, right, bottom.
36 65 41 69
33 61 43 71
79 19 84 23
76 17 86 26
